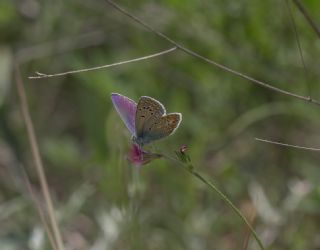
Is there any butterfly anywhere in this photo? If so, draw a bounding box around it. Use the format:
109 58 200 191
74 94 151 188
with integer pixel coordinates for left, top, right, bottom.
111 93 182 147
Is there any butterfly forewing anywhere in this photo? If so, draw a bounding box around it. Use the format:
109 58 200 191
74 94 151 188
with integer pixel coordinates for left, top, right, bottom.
135 96 166 138
111 93 137 135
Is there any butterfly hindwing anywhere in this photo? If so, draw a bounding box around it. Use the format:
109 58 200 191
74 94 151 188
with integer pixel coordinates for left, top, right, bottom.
111 93 137 135
141 113 182 144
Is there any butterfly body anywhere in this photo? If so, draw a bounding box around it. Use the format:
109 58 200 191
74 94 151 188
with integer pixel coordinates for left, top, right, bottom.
111 93 182 147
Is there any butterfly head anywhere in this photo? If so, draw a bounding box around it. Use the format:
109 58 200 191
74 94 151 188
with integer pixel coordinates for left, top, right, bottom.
132 135 145 147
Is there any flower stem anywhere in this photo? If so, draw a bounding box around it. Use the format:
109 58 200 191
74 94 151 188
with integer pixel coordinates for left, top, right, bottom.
164 155 265 250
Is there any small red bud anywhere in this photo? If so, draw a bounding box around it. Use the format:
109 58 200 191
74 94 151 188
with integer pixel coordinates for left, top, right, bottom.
180 145 188 153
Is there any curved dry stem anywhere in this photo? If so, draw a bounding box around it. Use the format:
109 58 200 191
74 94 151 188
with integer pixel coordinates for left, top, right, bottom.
29 47 177 79
292 0 320 39
105 0 320 106
285 0 310 95
15 64 64 250
24 177 58 250
255 137 320 151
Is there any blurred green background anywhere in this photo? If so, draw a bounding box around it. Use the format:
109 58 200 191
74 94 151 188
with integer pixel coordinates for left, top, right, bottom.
1 0 320 249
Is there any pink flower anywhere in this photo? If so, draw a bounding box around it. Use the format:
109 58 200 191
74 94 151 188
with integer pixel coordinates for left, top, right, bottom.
128 144 162 166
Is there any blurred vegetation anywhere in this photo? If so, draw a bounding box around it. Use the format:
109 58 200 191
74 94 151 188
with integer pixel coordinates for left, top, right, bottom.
1 0 320 249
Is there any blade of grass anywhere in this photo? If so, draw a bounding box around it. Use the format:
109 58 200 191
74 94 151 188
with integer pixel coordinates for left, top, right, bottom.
285 0 310 94
242 207 257 250
292 0 320 39
14 63 65 250
24 175 58 250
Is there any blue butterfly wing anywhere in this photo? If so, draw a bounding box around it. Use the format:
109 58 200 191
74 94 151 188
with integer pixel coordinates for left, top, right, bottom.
111 93 137 135
135 96 182 145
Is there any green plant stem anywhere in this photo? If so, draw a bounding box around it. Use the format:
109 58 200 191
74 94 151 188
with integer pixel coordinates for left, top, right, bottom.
164 155 265 250
189 169 264 250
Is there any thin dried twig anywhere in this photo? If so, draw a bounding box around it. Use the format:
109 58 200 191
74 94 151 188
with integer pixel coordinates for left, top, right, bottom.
255 137 320 151
292 0 320 39
24 176 58 250
5 153 57 248
285 0 310 95
28 47 177 79
241 208 257 250
105 0 320 106
14 63 65 250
